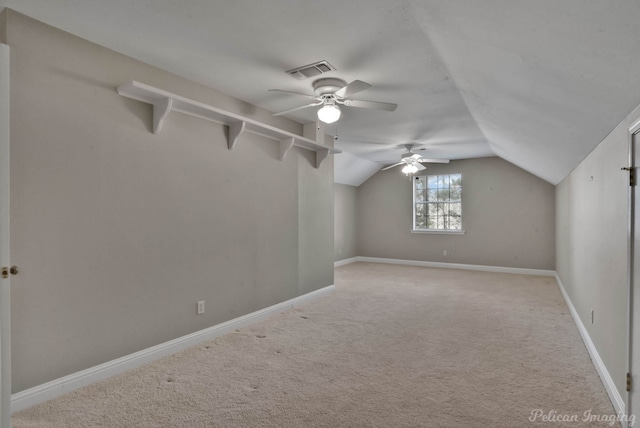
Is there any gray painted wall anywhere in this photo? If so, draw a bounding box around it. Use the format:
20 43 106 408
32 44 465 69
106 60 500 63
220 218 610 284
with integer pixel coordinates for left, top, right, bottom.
297 147 335 296
5 10 333 392
334 183 358 261
556 103 640 399
357 157 555 270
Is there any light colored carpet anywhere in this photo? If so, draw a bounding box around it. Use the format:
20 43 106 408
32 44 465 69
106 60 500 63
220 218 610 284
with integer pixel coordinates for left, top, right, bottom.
13 263 619 427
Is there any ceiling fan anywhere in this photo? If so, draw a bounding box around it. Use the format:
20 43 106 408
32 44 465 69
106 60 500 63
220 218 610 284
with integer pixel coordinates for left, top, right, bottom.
269 78 397 124
382 144 450 174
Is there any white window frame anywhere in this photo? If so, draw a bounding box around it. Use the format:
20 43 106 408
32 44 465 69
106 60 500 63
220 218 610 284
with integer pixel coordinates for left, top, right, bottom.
412 173 465 235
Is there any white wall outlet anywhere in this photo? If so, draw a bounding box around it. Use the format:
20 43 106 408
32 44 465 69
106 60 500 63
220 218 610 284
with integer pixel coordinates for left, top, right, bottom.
197 300 205 315
443 250 447 256
339 248 342 255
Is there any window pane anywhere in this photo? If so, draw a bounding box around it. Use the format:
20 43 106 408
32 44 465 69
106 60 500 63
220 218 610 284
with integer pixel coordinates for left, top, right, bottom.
450 202 462 229
434 204 444 217
436 188 450 202
415 203 426 229
450 187 461 201
414 173 462 231
450 202 461 216
428 176 438 189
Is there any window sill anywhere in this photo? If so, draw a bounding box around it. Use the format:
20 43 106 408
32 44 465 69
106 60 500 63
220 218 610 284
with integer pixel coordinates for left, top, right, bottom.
411 229 466 235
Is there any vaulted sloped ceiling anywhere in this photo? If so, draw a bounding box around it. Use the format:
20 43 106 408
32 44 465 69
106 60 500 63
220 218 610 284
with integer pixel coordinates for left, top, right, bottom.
1 1 640 185
412 1 640 184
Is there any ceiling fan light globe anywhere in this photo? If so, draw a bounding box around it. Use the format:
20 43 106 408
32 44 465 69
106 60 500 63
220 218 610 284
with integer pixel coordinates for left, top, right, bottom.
317 104 341 124
402 164 419 175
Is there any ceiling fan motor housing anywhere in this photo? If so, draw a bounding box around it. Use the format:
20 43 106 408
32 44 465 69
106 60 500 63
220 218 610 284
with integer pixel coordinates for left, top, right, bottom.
313 78 347 96
401 152 421 160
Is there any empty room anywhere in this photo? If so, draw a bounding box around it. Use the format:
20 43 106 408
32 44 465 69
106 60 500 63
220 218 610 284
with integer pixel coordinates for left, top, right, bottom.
1 1 640 427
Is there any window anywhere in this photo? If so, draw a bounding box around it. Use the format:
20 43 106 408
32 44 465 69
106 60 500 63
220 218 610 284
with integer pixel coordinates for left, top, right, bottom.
413 174 462 232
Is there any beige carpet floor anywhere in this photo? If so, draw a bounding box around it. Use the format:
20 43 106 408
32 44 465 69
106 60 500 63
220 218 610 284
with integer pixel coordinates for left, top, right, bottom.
13 263 619 427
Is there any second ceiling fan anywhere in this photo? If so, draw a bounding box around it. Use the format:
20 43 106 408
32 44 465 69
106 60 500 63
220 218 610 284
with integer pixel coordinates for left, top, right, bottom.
269 78 397 124
382 144 450 174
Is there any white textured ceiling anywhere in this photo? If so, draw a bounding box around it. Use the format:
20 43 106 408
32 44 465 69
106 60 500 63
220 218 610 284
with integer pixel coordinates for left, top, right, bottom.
2 1 640 185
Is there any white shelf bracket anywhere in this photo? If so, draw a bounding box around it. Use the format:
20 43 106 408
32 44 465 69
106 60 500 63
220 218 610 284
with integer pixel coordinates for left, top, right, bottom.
279 138 295 161
228 121 246 150
315 149 330 169
152 97 173 134
117 82 340 162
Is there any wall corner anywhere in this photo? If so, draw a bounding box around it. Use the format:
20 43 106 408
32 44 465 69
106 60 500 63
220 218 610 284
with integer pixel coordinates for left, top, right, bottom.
0 8 8 44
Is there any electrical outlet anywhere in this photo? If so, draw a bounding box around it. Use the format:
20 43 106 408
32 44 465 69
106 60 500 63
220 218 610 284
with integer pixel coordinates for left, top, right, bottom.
443 250 447 256
339 248 342 255
197 300 205 315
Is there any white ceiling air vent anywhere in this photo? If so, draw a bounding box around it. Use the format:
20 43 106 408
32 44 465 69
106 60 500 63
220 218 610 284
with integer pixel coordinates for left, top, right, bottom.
286 60 336 80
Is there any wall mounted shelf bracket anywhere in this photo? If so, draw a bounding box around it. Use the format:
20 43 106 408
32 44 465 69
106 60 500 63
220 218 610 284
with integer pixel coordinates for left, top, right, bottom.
117 81 340 168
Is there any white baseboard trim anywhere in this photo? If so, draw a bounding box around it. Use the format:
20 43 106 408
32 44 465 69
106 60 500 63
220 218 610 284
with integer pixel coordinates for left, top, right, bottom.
334 257 358 268
11 284 335 413
12 268 624 422
353 256 555 277
554 273 626 419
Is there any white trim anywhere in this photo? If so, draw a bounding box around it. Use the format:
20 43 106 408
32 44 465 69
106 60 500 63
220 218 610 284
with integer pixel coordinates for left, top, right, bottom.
627 118 638 426
11 284 335 413
555 273 626 420
354 256 555 276
411 229 466 235
10 262 624 420
334 257 358 267
0 43 10 428
629 117 640 135
291 286 335 308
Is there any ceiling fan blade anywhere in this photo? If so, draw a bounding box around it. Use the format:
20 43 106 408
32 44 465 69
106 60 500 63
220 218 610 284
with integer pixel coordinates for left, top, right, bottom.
268 89 317 100
381 162 405 171
414 162 427 171
272 102 322 116
335 80 371 98
420 158 450 164
343 99 398 112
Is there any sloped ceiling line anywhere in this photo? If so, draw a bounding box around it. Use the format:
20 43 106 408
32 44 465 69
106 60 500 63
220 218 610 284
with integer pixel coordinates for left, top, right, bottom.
2 1 640 185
